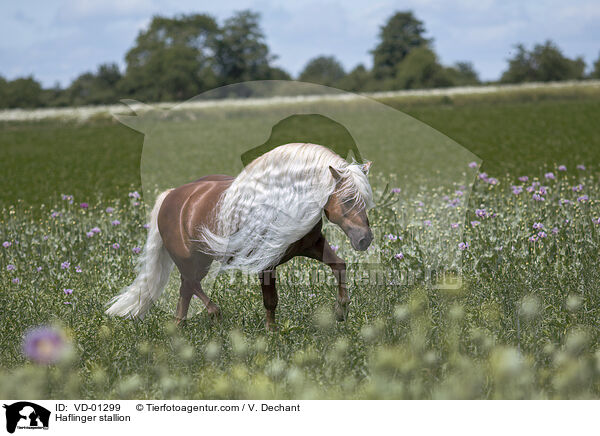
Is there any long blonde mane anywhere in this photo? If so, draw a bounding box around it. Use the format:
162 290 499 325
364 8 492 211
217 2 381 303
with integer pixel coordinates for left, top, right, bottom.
197 143 374 272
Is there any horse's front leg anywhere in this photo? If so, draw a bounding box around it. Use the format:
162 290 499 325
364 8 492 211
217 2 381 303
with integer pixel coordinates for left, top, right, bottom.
259 269 278 331
302 233 349 321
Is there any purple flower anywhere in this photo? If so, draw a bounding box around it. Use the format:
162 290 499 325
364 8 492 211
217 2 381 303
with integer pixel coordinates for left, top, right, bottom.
111 220 120 226
532 194 545 202
143 224 150 229
558 165 567 171
468 162 478 169
2 241 11 248
308 293 316 298
451 223 459 229
455 190 464 197
593 218 600 225
544 172 555 180
12 278 20 284
86 231 94 238
112 243 120 250
479 172 488 180
552 227 559 234
43 235 49 241
518 176 529 183
538 231 547 238
36 266 43 272
63 288 73 295
512 186 523 195
132 247 142 254
577 164 586 171
528 235 538 243
51 211 60 218
560 199 572 206
62 194 73 204
458 242 469 251
475 208 487 218
539 186 548 195
533 222 544 230
471 220 481 227
79 202 89 209
75 266 82 273
572 184 584 192
578 195 589 203
385 234 398 241
61 261 70 270
105 207 115 213
91 227 101 234
394 253 404 260
423 220 432 226
391 188 401 194
128 191 141 199
486 177 498 185
7 264 15 271
22 326 67 365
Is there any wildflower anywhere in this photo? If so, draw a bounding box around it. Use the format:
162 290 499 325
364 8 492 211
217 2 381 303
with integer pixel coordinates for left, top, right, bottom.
451 223 459 229
12 278 20 284
475 208 487 218
532 194 545 201
391 188 401 194
91 227 101 234
132 247 142 254
112 243 120 250
75 266 82 273
51 211 60 218
468 162 478 169
22 326 68 365
7 264 15 271
544 172 555 180
36 266 42 272
80 202 89 209
423 220 432 226
105 207 115 213
60 261 70 270
512 186 523 195
43 236 49 241
577 164 586 170
593 218 600 225
86 231 94 238
572 184 584 192
111 220 120 226
394 253 404 260
538 231 547 238
62 194 73 204
539 186 548 195
308 293 316 298
471 220 481 227
479 172 488 180
518 176 529 182
143 224 150 229
128 191 141 199
577 195 589 203
559 199 571 206
552 227 559 234
133 202 140 207
458 242 469 251
486 177 498 185
558 165 567 171
2 241 11 248
385 234 398 242
528 235 538 243
533 222 544 230
455 190 464 197
63 288 73 295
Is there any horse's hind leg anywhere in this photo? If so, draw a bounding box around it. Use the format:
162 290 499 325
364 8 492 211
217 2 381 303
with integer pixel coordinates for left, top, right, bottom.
175 276 194 325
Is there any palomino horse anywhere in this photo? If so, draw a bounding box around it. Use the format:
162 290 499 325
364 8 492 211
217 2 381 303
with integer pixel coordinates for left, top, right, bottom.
106 143 374 330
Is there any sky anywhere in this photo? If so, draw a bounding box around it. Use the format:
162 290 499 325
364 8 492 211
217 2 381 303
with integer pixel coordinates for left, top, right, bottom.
1 0 599 88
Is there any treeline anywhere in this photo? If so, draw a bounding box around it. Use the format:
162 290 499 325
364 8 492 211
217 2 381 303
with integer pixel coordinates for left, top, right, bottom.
1 10 599 109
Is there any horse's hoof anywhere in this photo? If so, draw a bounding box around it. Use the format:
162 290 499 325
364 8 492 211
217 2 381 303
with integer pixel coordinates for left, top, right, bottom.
335 300 350 322
207 303 221 321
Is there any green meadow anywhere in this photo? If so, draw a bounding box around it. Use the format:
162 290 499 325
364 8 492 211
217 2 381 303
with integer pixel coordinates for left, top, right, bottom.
1 84 600 399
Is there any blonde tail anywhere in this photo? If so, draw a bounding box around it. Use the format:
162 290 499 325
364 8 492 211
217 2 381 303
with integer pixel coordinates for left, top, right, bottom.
105 189 174 318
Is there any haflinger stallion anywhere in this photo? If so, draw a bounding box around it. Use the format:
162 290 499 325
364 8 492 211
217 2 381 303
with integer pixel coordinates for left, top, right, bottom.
106 143 374 330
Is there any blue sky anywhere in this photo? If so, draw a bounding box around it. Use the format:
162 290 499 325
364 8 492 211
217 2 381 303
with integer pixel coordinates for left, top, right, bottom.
1 0 599 87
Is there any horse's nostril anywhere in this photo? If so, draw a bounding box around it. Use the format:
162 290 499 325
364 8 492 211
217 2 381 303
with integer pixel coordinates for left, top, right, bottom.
358 237 371 250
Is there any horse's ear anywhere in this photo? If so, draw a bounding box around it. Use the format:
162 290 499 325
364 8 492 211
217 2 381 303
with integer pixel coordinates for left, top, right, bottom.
361 161 372 175
329 166 342 181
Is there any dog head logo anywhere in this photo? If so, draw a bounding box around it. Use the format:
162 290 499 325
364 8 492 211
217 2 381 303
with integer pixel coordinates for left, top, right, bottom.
3 402 50 433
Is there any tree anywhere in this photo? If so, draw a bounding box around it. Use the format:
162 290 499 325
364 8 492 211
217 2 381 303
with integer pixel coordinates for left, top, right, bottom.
337 64 373 92
4 77 44 108
501 41 585 83
68 63 122 105
445 62 480 86
395 47 452 89
371 11 430 80
592 53 600 79
214 10 280 85
119 14 220 101
298 56 345 87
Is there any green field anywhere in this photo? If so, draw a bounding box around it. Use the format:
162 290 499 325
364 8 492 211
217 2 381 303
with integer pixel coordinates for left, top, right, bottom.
1 86 600 399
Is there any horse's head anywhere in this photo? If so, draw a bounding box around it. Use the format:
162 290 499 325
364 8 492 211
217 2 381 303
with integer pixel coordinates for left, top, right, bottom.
324 163 373 251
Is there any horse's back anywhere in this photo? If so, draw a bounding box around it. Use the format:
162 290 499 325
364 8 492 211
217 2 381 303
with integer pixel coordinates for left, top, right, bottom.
158 175 234 262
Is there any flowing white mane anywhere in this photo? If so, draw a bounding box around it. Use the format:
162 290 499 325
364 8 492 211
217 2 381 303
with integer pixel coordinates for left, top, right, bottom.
197 142 374 272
